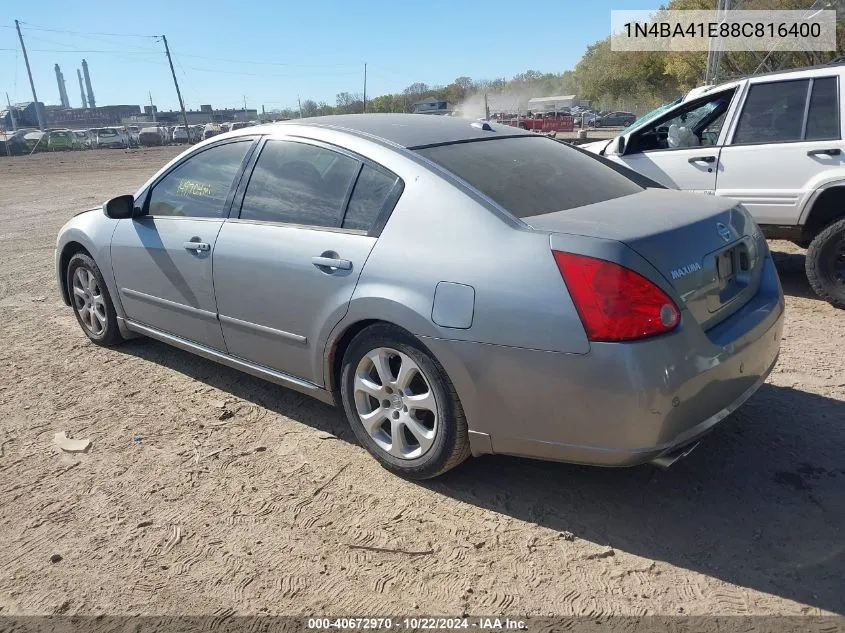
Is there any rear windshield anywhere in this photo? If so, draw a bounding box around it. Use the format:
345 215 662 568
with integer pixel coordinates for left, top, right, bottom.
414 136 642 218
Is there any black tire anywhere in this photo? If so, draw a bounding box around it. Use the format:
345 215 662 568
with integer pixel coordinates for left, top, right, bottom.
66 253 124 346
339 323 470 479
806 216 845 309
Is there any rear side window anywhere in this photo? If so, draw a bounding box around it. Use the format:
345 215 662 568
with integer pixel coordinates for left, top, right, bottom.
733 80 807 144
415 136 642 218
732 77 840 144
806 77 840 141
240 140 359 227
343 165 399 231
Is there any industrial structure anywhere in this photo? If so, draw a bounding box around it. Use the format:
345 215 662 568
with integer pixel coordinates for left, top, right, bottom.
54 64 70 108
1 53 259 132
132 104 258 125
2 101 256 130
76 69 88 109
81 59 96 109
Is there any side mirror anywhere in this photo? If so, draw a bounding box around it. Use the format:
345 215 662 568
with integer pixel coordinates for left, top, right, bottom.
103 194 136 219
607 135 626 156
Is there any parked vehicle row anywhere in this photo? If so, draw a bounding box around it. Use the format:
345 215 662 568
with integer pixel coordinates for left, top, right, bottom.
2 121 263 155
491 111 575 133
582 60 845 308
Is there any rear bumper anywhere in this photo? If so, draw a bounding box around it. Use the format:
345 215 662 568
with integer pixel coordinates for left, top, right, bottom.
423 254 785 467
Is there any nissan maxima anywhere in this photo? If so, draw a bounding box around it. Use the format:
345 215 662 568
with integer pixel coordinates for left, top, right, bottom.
56 114 784 479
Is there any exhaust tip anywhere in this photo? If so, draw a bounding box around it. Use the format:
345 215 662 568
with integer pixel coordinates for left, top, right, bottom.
651 441 700 469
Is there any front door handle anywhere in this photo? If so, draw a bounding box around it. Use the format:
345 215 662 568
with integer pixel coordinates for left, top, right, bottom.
807 148 841 156
184 241 210 252
688 155 716 164
312 256 352 271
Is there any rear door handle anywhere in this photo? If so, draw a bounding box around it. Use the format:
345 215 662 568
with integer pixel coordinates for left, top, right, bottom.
312 256 352 271
688 155 716 164
807 148 841 156
183 241 210 252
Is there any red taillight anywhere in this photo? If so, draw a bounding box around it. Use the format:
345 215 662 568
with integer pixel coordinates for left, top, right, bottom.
552 251 680 342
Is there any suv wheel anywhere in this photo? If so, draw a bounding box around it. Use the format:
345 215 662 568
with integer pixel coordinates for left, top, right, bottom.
806 216 845 309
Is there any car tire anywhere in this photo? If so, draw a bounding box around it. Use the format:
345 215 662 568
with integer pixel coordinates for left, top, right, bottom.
67 253 125 346
806 216 845 309
339 323 471 479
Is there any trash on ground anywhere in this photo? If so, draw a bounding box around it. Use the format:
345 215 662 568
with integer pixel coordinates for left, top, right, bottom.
53 431 91 453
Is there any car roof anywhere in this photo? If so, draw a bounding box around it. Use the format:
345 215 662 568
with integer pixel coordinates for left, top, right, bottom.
688 60 845 98
230 113 530 149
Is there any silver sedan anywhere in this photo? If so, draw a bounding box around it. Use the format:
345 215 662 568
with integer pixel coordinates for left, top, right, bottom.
56 114 784 479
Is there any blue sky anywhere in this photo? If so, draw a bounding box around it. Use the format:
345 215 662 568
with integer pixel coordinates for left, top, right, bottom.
1 0 656 112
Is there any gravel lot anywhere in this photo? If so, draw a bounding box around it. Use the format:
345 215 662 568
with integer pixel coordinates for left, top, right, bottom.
1 148 843 617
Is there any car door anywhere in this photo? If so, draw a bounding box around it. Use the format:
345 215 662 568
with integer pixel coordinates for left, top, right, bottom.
715 75 844 226
615 89 737 193
213 138 402 384
111 138 255 350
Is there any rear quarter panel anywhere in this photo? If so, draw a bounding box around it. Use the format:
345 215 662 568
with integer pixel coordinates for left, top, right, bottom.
339 160 590 349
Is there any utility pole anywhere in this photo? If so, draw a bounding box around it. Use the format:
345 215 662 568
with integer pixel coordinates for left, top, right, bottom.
6 93 18 131
362 62 367 113
484 93 489 120
243 95 247 121
161 35 190 140
705 0 731 84
149 92 156 122
298 95 302 118
14 20 44 130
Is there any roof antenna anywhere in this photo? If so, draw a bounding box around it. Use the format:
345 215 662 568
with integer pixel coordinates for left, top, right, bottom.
470 121 494 131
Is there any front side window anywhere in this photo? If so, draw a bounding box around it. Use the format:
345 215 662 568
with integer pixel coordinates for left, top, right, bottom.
147 141 251 218
239 140 359 227
630 90 734 153
415 136 642 218
732 79 810 144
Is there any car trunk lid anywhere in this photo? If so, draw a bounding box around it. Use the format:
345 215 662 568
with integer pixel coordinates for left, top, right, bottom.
525 189 765 330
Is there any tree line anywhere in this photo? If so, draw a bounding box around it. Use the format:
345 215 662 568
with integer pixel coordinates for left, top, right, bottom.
268 0 844 120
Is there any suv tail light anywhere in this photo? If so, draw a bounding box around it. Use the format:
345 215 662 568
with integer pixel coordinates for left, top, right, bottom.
552 251 680 342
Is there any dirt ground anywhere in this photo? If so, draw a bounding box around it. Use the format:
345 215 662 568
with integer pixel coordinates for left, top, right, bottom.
0 148 843 617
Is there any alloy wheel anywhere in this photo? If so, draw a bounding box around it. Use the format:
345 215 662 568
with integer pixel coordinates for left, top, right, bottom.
353 347 438 460
72 267 107 336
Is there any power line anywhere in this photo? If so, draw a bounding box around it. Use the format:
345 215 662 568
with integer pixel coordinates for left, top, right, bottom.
36 29 162 52
29 48 160 54
10 21 366 70
21 32 157 52
15 21 156 38
182 65 361 78
173 51 360 68
14 26 162 53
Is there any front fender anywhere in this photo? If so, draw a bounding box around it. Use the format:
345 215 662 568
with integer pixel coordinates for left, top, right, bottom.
56 210 124 318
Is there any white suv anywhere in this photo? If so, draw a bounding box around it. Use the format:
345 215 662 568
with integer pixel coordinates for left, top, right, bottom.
583 62 845 308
